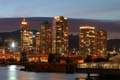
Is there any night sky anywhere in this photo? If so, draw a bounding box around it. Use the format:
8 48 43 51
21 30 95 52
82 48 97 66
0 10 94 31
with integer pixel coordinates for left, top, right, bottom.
0 0 120 39
0 0 120 20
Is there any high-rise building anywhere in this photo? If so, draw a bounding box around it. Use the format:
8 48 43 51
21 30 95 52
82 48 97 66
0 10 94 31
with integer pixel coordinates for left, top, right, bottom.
79 26 107 55
40 21 52 54
79 26 96 54
20 18 28 49
20 18 33 51
96 29 107 54
21 30 33 50
52 16 68 54
35 32 40 53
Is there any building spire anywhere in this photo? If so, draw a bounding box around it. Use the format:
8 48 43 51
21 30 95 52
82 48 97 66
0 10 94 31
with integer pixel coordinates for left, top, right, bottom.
23 17 26 22
21 17 28 30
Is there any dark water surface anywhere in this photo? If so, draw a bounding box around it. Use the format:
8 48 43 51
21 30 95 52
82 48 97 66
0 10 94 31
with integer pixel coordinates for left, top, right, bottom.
0 65 118 80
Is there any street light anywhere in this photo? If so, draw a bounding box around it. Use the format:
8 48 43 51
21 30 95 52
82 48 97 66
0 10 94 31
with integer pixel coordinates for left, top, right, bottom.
11 41 15 48
10 41 16 53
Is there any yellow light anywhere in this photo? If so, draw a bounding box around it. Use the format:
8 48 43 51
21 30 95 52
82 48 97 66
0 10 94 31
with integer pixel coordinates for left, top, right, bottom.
78 60 84 64
21 22 27 25
64 17 67 20
36 32 40 34
54 16 67 21
64 33 68 36
80 26 95 29
54 16 61 21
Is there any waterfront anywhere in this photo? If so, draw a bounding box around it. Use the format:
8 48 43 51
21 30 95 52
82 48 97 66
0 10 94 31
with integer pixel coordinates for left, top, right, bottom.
0 65 118 80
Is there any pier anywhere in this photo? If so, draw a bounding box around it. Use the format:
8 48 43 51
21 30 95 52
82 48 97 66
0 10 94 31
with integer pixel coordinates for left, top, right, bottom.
23 62 120 75
77 63 120 76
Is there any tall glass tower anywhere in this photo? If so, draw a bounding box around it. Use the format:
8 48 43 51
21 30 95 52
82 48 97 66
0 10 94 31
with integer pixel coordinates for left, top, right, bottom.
52 16 68 54
40 21 52 54
79 26 96 55
96 29 107 54
79 26 107 55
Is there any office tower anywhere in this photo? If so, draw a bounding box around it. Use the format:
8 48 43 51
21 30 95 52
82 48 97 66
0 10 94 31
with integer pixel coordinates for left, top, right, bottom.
21 30 33 50
97 29 107 54
79 26 96 54
40 21 52 54
52 16 68 54
35 32 40 53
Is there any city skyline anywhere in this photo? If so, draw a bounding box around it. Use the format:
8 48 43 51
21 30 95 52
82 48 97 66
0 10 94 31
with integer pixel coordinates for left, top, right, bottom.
0 0 119 20
0 0 119 39
0 1 119 80
0 17 119 39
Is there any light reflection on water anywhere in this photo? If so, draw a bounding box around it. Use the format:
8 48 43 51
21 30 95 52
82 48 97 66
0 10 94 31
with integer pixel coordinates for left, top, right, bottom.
0 65 110 80
8 65 17 80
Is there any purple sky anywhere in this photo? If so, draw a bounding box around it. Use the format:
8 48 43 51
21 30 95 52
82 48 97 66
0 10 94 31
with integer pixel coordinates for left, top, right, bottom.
0 18 119 39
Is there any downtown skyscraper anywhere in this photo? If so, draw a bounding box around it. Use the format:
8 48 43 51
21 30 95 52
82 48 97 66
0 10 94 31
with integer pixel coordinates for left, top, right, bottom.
96 29 107 54
35 32 40 53
52 16 68 54
40 21 52 54
79 26 96 55
79 26 107 55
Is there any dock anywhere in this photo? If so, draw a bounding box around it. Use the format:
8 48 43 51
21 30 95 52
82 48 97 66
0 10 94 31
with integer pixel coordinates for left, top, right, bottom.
23 62 120 76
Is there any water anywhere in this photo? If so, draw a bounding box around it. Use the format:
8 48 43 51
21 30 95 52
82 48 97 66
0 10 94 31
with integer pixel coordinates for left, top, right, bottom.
0 65 117 80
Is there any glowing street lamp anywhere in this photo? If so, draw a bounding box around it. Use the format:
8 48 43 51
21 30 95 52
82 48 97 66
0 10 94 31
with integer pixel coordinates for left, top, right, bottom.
9 41 16 53
11 41 15 48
